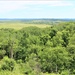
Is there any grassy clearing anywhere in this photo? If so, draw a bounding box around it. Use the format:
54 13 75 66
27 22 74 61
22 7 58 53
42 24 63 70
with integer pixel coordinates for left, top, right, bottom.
0 22 50 30
42 73 60 75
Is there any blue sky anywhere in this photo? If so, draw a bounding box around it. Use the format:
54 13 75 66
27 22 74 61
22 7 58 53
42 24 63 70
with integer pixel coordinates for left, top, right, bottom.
0 0 75 19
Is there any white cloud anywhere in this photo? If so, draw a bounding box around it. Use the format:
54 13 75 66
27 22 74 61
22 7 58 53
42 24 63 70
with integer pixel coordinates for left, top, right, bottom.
47 1 72 6
0 1 73 13
0 1 29 13
29 1 72 6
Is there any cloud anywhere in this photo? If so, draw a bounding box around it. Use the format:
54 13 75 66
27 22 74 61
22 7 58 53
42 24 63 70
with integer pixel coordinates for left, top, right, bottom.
0 1 73 13
47 1 72 6
0 1 29 13
30 1 71 6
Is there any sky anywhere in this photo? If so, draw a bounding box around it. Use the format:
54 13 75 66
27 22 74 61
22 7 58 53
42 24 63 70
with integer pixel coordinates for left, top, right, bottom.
0 0 75 19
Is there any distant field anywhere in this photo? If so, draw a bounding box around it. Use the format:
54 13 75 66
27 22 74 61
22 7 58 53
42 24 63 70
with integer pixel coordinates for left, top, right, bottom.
0 22 50 30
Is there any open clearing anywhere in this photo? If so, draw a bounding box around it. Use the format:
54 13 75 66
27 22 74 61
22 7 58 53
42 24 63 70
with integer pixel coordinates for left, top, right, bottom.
0 22 50 29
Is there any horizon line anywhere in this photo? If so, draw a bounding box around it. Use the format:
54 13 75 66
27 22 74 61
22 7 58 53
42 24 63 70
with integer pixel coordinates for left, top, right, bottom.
0 18 75 19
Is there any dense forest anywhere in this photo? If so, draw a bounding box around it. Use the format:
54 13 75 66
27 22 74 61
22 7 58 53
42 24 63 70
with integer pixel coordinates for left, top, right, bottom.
0 21 75 75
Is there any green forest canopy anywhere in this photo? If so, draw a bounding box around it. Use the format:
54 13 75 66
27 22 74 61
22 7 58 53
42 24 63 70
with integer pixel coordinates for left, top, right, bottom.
0 21 75 75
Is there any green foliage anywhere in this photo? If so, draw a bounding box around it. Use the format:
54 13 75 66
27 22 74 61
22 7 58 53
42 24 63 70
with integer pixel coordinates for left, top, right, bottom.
0 22 75 75
61 70 70 75
49 28 57 38
0 56 16 71
39 47 69 73
0 50 6 59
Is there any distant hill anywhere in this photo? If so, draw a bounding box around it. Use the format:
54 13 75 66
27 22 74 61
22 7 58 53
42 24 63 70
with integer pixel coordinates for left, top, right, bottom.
0 18 75 25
